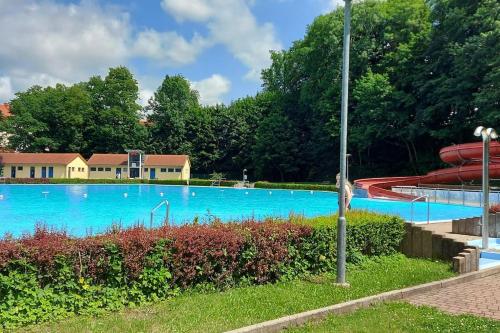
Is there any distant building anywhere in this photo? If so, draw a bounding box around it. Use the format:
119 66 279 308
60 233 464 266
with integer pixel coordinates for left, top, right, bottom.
0 103 10 118
0 103 11 148
87 152 190 180
0 153 88 179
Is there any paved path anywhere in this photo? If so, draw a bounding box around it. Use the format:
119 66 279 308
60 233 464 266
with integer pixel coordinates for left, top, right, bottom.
407 273 500 320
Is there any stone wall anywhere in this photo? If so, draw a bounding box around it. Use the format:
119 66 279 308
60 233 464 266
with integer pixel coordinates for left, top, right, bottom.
452 214 500 238
402 223 480 274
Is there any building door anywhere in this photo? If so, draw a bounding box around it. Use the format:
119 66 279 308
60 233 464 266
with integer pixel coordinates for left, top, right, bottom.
30 167 35 178
48 167 54 178
150 168 156 179
10 166 16 178
116 168 121 179
41 167 47 178
68 167 71 178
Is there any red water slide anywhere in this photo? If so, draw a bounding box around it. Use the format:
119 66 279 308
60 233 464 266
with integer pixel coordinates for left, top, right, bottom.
355 141 500 200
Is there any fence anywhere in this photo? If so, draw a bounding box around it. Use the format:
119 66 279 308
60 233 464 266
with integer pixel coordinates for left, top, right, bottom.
392 186 500 207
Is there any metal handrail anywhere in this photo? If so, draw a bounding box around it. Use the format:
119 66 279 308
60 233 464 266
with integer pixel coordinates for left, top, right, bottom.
410 195 430 224
150 200 170 228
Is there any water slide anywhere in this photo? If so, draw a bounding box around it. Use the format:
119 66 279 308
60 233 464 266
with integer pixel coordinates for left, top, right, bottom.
355 141 500 200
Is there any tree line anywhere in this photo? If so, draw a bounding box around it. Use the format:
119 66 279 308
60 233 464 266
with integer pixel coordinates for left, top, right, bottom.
1 0 498 181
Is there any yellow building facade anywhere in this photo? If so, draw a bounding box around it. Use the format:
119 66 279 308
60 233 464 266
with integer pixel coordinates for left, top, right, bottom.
87 154 190 180
0 153 88 179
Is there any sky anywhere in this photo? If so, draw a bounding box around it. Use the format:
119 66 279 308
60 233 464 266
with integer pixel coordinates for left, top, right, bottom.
0 0 343 106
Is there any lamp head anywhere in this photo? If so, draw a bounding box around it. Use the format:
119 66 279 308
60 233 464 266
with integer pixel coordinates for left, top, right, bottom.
487 128 498 140
474 126 485 137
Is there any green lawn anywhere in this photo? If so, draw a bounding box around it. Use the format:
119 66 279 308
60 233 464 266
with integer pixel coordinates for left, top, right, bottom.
21 255 455 333
287 302 499 333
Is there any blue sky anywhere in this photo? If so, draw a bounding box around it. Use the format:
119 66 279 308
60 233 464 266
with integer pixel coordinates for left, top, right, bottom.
0 0 341 105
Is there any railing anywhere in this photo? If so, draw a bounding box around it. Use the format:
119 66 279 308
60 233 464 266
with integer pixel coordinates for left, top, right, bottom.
150 200 170 228
392 185 500 207
211 178 226 186
410 195 430 224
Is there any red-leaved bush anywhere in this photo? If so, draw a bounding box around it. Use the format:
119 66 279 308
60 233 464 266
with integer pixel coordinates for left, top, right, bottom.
0 220 311 289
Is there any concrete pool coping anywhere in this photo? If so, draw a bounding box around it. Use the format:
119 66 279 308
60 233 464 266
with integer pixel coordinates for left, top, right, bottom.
226 265 500 333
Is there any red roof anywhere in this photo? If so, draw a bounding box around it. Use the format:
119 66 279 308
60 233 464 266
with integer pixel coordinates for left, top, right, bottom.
87 154 128 166
0 153 84 165
87 154 188 167
0 103 11 118
145 155 189 166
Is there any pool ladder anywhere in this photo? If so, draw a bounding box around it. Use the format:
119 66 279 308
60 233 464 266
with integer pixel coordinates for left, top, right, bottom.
410 195 430 224
150 200 170 228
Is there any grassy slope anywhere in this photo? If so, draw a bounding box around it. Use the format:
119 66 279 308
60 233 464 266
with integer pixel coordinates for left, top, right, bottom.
287 302 500 333
23 255 454 333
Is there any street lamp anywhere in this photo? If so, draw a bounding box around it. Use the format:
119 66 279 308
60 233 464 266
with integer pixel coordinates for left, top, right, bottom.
474 126 498 250
243 168 248 184
337 0 352 286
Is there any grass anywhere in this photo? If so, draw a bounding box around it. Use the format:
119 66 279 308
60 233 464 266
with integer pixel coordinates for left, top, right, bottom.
21 255 455 333
287 302 500 333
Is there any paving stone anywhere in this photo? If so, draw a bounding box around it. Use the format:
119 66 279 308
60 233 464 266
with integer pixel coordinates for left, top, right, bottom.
407 273 500 320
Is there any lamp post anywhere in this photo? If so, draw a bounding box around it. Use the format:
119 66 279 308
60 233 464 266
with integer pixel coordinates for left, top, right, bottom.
243 168 248 184
337 0 352 286
474 126 498 250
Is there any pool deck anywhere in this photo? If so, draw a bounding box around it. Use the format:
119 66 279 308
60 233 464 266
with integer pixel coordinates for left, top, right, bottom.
418 222 481 243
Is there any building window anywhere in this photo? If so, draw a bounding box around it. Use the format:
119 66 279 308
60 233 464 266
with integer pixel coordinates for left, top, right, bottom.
98 167 104 171
161 168 167 172
123 167 128 172
17 166 23 171
105 167 111 171
168 168 174 172
72 167 75 171
144 168 149 172
82 168 85 172
90 167 96 172
175 168 182 172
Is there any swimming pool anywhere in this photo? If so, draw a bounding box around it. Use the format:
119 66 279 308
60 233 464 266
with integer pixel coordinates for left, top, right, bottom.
0 184 482 237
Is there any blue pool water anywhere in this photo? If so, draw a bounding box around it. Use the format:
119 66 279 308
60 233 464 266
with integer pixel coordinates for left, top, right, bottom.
0 184 483 237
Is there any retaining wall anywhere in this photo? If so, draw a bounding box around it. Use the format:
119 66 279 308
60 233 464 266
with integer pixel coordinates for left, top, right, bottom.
452 214 500 238
402 222 480 274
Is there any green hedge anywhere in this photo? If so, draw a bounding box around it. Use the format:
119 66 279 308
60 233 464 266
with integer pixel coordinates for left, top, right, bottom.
0 212 404 328
254 181 338 192
2 178 238 187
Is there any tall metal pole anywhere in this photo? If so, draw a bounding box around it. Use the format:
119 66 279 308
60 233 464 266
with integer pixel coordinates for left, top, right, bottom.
482 136 490 250
337 0 352 285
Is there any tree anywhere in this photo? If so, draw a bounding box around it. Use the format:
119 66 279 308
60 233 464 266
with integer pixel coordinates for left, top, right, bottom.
83 67 146 155
146 75 199 155
6 84 91 152
253 109 301 181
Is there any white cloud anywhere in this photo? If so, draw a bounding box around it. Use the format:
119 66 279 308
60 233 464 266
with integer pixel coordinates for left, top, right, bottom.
160 0 213 22
0 1 211 97
138 88 154 107
161 0 282 81
324 0 345 12
191 74 231 106
0 1 130 88
133 30 210 66
0 77 13 101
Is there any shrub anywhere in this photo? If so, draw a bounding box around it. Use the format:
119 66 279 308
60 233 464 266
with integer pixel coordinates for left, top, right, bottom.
254 181 337 192
3 178 239 187
490 204 500 213
0 212 403 328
